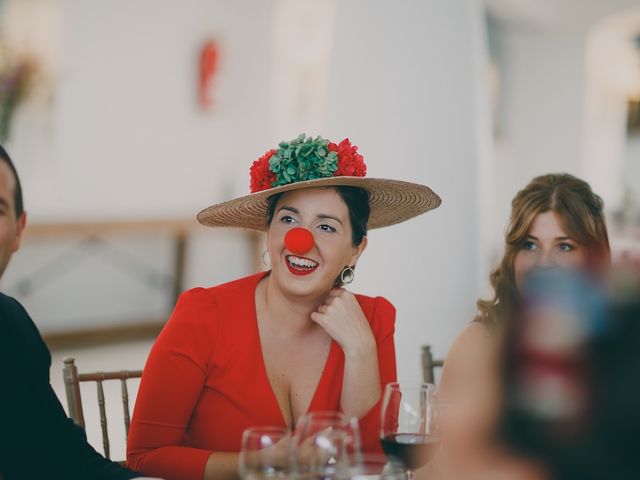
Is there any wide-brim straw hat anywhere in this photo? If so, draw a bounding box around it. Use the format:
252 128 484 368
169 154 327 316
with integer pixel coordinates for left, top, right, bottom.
197 135 441 231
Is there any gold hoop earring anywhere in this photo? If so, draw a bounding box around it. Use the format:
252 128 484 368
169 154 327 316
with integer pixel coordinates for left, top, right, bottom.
340 266 355 285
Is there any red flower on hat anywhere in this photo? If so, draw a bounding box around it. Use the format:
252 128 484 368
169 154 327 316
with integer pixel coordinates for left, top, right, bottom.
329 138 366 177
250 149 277 193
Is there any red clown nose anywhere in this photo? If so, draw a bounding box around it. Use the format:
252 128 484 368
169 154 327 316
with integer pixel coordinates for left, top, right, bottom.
285 227 314 255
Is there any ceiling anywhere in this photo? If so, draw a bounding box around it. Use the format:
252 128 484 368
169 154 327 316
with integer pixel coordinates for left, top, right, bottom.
485 0 640 33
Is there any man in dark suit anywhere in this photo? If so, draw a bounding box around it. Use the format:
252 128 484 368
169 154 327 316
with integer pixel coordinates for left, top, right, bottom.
0 145 142 479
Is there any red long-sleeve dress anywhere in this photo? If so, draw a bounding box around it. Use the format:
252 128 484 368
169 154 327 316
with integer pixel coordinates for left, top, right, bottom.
127 271 396 480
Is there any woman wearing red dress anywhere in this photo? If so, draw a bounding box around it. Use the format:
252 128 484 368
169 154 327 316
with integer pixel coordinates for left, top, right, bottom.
127 134 441 480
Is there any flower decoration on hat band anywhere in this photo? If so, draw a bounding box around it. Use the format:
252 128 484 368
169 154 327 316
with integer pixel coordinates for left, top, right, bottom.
249 133 366 193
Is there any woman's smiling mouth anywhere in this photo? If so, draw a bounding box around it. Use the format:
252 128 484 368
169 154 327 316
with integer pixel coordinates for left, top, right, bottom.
285 254 319 275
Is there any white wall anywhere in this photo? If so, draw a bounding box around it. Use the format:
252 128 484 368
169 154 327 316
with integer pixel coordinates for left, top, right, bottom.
2 0 274 330
271 0 337 137
11 0 275 221
490 26 589 249
488 5 640 252
322 0 490 381
584 15 640 213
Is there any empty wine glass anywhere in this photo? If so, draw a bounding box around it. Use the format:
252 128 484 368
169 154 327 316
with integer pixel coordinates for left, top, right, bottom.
239 426 290 480
291 411 361 479
380 382 440 479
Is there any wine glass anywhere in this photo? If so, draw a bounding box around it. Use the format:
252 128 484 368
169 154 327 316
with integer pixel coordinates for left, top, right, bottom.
291 411 361 479
350 453 405 480
380 382 440 479
239 426 290 480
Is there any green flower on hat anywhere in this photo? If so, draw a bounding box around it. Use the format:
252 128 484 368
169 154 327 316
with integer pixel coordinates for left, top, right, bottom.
269 134 339 187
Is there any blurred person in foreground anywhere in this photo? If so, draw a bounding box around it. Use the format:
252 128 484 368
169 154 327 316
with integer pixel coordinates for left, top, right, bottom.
430 266 640 480
0 146 143 479
126 134 441 480
434 174 610 478
498 266 640 479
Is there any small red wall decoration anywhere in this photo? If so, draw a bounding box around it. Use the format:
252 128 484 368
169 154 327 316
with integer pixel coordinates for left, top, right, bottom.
199 39 218 109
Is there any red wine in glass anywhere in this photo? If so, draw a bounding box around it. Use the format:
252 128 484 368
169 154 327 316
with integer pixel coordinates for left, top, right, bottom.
380 382 439 479
380 433 440 471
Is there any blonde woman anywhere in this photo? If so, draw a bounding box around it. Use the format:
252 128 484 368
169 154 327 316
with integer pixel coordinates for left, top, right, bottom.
436 173 610 480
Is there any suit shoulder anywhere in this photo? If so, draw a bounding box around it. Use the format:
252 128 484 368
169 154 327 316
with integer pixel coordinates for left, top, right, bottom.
0 292 25 312
0 293 37 332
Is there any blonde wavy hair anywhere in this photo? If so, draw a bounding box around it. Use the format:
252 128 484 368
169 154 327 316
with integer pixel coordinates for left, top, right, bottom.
477 173 610 329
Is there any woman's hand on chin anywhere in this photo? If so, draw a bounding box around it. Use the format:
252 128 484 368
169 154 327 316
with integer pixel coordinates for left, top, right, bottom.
310 288 376 358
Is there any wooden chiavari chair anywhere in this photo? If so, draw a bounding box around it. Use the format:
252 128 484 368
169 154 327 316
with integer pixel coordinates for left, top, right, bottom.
421 344 444 385
62 357 142 461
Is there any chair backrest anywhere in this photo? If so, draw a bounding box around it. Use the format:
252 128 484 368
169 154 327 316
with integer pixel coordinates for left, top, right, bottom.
62 357 142 460
421 344 444 385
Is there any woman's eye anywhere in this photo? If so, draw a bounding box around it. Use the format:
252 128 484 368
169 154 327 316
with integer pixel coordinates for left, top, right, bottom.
279 215 296 224
558 242 574 252
522 240 536 251
319 224 336 233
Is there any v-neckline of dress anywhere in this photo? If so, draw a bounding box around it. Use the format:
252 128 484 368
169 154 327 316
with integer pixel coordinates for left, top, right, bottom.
251 271 338 430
